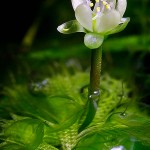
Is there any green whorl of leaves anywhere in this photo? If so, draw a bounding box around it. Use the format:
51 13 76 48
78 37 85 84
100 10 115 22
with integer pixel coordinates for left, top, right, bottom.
0 72 150 150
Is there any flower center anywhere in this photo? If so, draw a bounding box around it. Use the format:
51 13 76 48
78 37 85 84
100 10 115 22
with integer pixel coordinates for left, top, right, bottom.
87 0 111 12
86 0 112 21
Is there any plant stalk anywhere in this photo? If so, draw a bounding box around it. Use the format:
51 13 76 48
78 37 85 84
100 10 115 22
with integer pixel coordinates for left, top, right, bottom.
90 47 102 96
79 47 102 132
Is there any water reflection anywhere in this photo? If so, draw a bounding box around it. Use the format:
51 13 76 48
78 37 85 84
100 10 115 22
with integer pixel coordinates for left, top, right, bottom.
111 145 125 150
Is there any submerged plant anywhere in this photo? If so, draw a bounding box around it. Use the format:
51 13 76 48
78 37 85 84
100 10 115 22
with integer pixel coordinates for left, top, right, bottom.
1 72 150 150
1 0 150 150
57 0 130 131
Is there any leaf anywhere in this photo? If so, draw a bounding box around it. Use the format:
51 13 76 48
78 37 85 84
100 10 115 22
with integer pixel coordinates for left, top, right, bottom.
57 20 86 34
0 143 24 150
79 100 97 132
106 17 130 35
75 126 150 150
3 119 44 149
42 96 84 131
4 86 84 131
36 142 59 150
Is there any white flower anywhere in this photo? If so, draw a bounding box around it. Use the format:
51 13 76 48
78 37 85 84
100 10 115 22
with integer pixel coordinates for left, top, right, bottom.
57 0 130 49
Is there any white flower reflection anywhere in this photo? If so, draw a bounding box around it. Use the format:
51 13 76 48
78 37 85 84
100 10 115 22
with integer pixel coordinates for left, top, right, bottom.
57 0 130 49
111 145 125 150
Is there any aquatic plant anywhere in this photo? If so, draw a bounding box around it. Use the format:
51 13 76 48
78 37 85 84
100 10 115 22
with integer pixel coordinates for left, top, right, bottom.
0 72 150 150
1 0 150 150
57 0 130 131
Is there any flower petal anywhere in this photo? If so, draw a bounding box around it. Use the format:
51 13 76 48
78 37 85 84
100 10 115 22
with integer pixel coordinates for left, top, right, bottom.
108 0 116 9
57 20 86 34
94 10 121 34
105 17 130 35
84 33 104 49
71 0 86 10
75 4 93 32
116 0 127 17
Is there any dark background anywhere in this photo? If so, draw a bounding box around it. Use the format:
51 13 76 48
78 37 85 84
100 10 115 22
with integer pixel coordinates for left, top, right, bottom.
0 0 149 43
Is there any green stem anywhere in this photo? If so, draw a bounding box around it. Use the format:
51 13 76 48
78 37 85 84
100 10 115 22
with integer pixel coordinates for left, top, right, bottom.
90 47 102 95
79 47 102 132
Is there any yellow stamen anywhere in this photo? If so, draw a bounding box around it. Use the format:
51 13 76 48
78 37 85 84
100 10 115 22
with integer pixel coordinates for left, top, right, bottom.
106 4 110 9
95 0 99 2
102 1 107 5
90 2 94 7
96 7 100 12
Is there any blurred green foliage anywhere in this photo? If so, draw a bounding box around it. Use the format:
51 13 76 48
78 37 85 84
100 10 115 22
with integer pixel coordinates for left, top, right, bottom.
1 71 150 150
